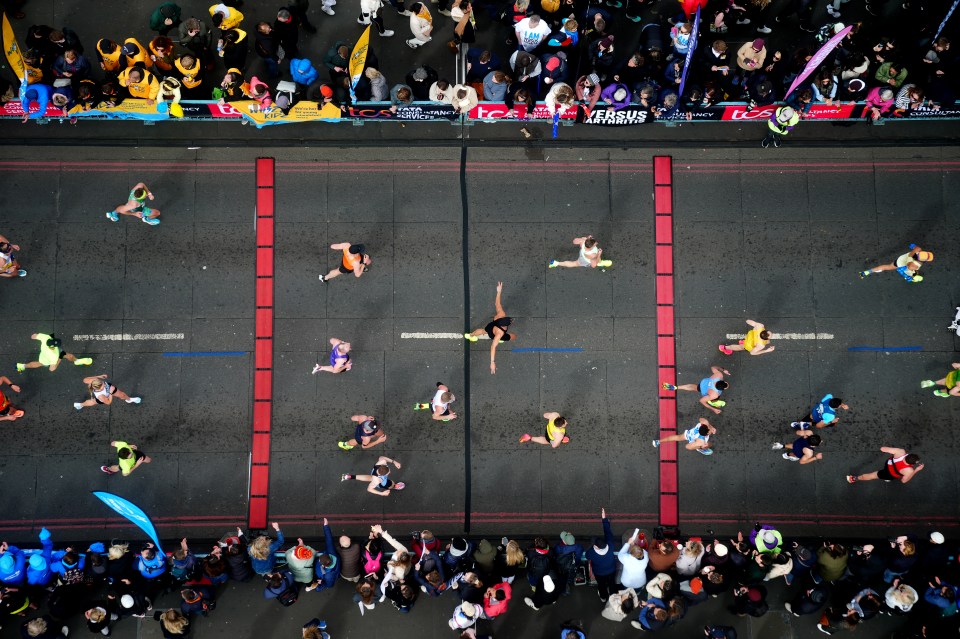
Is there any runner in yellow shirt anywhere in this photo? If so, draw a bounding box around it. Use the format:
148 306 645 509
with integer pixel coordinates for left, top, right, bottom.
519 411 570 448
16 333 92 372
101 441 152 476
719 319 774 356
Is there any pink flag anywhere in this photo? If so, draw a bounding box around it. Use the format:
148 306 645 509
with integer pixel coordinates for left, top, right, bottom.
785 25 852 99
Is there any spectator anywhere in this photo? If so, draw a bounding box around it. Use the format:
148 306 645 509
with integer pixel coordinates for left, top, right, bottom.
152 609 189 638
509 51 541 90
589 35 616 76
338 535 362 583
884 579 919 614
148 36 175 74
729 584 768 617
540 52 567 86
515 14 550 52
430 79 453 103
173 54 204 99
209 3 243 31
574 73 602 111
785 582 829 616
285 539 316 584
736 38 767 78
894 83 932 111
179 586 215 618
816 542 848 583
875 61 907 89
495 540 524 583
291 58 319 87
307 519 341 592
602 587 638 622
179 18 212 66
617 531 649 590
263 570 296 603
218 29 247 71
465 49 500 82
359 0 396 37
150 3 182 36
482 583 511 617
407 64 438 99
52 49 89 84
323 41 351 84
170 539 197 584
553 532 583 596
810 69 838 106
483 71 508 101
884 535 918 583
366 68 389 100
444 538 476 581
647 538 680 575
253 22 280 78
676 539 705 577
406 3 433 49
525 537 552 586
247 523 284 576
274 8 301 58
631 598 670 631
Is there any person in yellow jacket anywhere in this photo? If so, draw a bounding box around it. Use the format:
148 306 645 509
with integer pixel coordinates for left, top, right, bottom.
21 50 44 84
761 105 799 148
174 54 206 99
149 36 176 73
96 39 123 74
119 38 151 69
209 3 244 30
118 66 160 104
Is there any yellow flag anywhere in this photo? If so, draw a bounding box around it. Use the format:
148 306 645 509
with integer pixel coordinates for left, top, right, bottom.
348 26 370 98
2 12 25 80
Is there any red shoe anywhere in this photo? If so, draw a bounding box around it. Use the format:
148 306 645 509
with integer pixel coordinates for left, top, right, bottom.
561 436 570 444
393 482 406 490
519 434 531 443
718 345 734 355
100 466 116 475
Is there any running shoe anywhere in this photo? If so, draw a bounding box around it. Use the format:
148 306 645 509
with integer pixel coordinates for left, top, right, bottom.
75 358 93 366
16 363 24 372
909 276 923 283
393 482 406 490
706 399 726 408
413 403 429 411
652 440 660 448
141 215 160 226
73 402 83 410
698 448 714 456
661 382 677 391
311 364 322 374
790 421 811 430
756 25 772 33
304 582 319 592
736 17 751 24
771 442 784 450
126 397 142 404
464 333 479 342
548 260 559 268
598 259 613 268
340 473 354 481
858 270 871 279
100 466 116 475
782 453 797 461
106 211 119 222
519 433 532 443
561 436 570 444
17 269 26 277
846 475 858 484
718 345 734 355
338 441 354 451
318 274 326 282
382 30 394 36
934 390 949 397
920 380 935 388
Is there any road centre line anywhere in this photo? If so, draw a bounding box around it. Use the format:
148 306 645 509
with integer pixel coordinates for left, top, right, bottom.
725 333 834 340
72 333 185 341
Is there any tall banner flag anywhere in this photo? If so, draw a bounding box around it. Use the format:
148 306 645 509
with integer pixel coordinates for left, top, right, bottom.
678 4 700 99
934 0 959 40
92 492 164 554
348 26 371 103
785 24 853 99
2 11 25 79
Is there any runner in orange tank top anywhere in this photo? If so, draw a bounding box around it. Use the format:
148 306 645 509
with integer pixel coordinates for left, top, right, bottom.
0 377 24 421
319 242 371 282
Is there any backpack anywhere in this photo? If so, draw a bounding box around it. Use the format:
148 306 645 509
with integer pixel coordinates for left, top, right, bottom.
277 583 299 607
555 550 578 574
527 552 551 577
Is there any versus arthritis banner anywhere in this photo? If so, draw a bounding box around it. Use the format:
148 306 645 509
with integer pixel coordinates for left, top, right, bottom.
92 491 164 554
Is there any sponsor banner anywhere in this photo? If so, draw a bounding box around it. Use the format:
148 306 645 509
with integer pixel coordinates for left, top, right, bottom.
69 99 169 120
468 102 577 120
584 105 653 125
785 25 853 99
349 26 371 101
347 103 458 120
92 491 164 554
233 99 342 127
719 103 864 120
2 11 25 80
900 106 960 119
0 101 61 118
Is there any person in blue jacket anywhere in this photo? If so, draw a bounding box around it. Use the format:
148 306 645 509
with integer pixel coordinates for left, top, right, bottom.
26 529 55 588
136 544 166 580
307 518 340 592
924 576 959 616
290 58 319 87
412 546 446 597
19 81 53 122
585 508 618 601
263 570 296 602
554 532 584 596
248 522 285 576
0 541 27 586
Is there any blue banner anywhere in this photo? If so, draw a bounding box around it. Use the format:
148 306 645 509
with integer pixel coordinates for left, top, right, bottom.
678 5 700 99
92 492 163 554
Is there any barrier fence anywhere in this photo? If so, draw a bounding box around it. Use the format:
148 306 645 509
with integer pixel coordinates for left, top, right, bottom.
2 98 959 128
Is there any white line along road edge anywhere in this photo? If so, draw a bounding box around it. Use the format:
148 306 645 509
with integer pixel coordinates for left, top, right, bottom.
725 333 834 340
401 332 490 340
72 333 186 341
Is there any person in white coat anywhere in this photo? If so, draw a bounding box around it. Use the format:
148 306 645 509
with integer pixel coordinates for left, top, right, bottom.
406 2 433 48
617 530 649 590
358 0 395 36
544 82 575 117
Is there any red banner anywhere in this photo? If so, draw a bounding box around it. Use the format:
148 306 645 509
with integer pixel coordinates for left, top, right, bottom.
720 103 859 121
468 102 577 120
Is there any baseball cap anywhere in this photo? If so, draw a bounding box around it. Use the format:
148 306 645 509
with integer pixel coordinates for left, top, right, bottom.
560 532 575 545
121 42 139 56
28 554 46 571
450 538 468 557
294 546 313 560
713 542 728 557
931 532 946 544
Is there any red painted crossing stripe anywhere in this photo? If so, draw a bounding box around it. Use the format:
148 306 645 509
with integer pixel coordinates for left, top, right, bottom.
249 157 275 530
653 155 679 529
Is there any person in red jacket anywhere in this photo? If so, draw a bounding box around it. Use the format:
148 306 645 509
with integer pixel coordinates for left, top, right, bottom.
483 582 512 617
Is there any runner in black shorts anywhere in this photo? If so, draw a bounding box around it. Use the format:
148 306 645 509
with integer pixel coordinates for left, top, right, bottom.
74 375 141 411
464 282 515 375
338 414 387 450
847 447 924 485
341 456 405 496
319 242 372 282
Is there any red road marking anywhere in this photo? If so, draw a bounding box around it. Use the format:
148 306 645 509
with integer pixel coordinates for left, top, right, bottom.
249 157 276 530
654 155 679 529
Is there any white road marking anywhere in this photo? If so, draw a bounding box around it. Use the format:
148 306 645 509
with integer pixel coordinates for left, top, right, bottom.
725 333 834 340
401 332 489 340
72 333 186 341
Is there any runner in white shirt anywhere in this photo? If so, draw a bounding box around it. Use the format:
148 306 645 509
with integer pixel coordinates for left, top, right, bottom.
414 382 457 421
549 235 610 269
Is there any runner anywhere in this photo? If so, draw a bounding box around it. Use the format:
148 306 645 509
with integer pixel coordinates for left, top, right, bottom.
0 376 24 421
16 333 93 373
338 414 387 451
312 338 352 374
101 440 152 476
652 417 716 455
920 362 960 398
465 282 515 375
341 456 405 496
859 243 933 283
719 319 775 356
319 242 371 282
801 393 849 429
106 182 161 225
74 375 142 411
662 365 730 415
771 429 822 464
847 447 924 484
414 382 457 421
0 235 26 278
548 235 612 270
519 411 570 448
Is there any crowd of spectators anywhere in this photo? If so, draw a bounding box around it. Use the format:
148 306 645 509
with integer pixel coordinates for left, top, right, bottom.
0 515 957 638
0 0 956 122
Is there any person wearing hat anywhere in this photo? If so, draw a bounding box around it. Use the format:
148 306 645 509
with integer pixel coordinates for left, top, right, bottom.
448 600 480 628
443 537 475 579
119 39 151 70
524 571 563 611
285 539 317 584
25 529 54 589
861 243 933 284
0 542 26 586
540 52 567 86
209 3 244 30
338 414 387 451
553 532 583 596
785 581 829 616
574 73 602 111
150 3 182 36
729 583 768 617
760 104 798 148
117 588 152 618
17 332 92 373
736 38 766 77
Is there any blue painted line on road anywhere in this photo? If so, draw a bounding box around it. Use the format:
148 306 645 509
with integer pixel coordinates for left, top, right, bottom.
163 351 247 357
511 347 584 353
847 346 922 352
